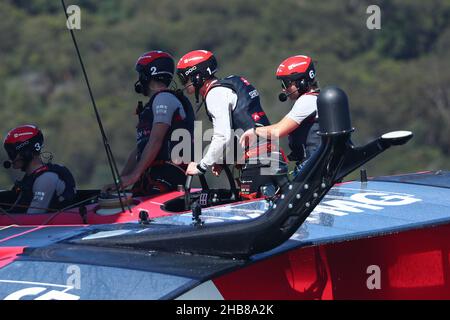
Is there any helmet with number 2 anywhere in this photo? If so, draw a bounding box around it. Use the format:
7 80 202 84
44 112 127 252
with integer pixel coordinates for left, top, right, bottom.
134 50 175 96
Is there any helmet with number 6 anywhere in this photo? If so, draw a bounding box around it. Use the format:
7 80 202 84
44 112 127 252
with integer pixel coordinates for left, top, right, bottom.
276 55 316 95
3 125 44 162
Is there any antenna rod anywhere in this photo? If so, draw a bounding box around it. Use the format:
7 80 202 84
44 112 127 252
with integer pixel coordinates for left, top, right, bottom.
61 0 129 212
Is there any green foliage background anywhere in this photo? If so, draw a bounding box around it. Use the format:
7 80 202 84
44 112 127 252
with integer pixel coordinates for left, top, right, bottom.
0 0 449 188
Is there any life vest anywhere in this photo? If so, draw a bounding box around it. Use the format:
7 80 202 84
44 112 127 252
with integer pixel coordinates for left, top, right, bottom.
287 92 321 162
136 89 195 162
205 75 273 164
12 163 76 213
206 75 271 131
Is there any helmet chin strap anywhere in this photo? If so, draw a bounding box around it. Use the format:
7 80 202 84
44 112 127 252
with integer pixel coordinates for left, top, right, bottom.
195 99 205 115
194 87 201 103
191 74 205 104
20 151 36 172
179 83 202 112
142 85 150 97
20 161 30 172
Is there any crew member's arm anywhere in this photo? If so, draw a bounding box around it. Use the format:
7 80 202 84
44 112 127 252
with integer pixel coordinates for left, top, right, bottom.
119 92 181 188
102 147 138 192
255 117 299 139
120 147 138 176
186 87 235 175
102 129 168 193
120 123 169 187
240 95 316 147
239 117 299 148
27 172 65 214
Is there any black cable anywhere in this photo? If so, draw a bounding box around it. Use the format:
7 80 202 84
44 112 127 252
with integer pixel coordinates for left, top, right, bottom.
61 0 130 212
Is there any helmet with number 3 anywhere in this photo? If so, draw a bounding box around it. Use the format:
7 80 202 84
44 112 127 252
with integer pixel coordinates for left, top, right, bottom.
3 125 44 162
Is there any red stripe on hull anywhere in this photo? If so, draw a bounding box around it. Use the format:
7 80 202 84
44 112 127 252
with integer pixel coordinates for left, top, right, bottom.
0 247 25 269
0 191 186 226
214 223 450 299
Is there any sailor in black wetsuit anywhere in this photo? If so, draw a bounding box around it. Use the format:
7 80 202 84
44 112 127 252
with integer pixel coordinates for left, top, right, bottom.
103 50 195 195
3 125 76 214
177 50 288 199
240 55 321 177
